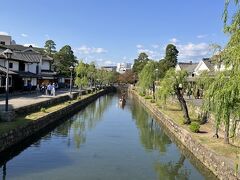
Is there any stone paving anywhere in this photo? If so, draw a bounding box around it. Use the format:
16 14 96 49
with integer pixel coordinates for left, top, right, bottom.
0 89 79 110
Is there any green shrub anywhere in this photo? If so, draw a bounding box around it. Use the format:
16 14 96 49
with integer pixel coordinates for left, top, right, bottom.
139 92 145 97
144 95 152 99
150 99 155 103
189 122 200 133
40 108 47 113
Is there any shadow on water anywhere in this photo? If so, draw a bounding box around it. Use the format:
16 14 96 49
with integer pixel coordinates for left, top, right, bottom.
0 93 115 179
129 94 218 180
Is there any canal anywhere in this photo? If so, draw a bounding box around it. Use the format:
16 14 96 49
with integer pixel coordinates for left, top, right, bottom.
0 93 217 180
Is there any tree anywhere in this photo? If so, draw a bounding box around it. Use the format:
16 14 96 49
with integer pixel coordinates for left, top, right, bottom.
132 52 150 75
137 61 158 97
44 40 56 56
53 45 77 76
164 44 179 69
75 61 89 90
117 70 136 84
157 69 191 124
199 1 240 144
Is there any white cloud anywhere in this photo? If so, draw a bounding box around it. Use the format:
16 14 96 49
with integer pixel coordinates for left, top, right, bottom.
169 38 178 44
0 31 9 35
136 44 143 49
137 48 160 59
76 45 107 54
152 44 160 49
177 42 210 61
24 43 38 47
21 33 28 37
197 34 208 39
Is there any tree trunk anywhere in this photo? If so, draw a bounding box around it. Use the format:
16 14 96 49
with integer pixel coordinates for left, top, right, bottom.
224 118 230 144
152 81 155 100
175 87 191 124
200 111 208 124
213 125 219 138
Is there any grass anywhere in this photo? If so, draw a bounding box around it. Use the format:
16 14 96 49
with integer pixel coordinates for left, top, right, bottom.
136 90 240 164
0 91 101 136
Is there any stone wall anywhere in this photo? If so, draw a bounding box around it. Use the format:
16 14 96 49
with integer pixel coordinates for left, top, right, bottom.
14 92 79 115
131 90 239 180
0 87 115 154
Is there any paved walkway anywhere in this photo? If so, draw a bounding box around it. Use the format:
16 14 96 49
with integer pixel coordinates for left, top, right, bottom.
0 89 79 110
184 95 203 107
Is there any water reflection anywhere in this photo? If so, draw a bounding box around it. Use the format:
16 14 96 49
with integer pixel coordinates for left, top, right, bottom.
130 98 172 153
0 93 216 180
52 94 114 149
155 155 190 180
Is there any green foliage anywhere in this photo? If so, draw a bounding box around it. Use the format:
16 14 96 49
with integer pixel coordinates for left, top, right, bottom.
139 92 145 97
137 61 158 92
163 44 179 69
53 45 77 76
132 52 149 75
75 61 89 89
150 99 156 103
189 122 200 133
144 95 152 99
44 40 56 56
157 69 188 103
40 108 47 113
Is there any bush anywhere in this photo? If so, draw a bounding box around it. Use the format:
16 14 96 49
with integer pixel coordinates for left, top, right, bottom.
139 92 145 97
189 122 200 133
150 99 155 103
40 108 47 113
144 95 152 99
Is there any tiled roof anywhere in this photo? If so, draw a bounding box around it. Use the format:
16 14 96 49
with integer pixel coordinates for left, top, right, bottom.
42 55 53 61
0 44 44 53
0 65 17 75
0 49 41 63
202 59 214 71
178 62 198 73
16 71 39 78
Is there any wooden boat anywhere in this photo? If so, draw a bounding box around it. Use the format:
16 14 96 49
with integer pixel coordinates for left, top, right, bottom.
119 98 126 107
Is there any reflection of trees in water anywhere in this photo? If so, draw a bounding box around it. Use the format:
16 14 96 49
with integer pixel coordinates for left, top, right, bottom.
130 99 172 153
52 94 113 149
155 155 190 180
130 99 189 179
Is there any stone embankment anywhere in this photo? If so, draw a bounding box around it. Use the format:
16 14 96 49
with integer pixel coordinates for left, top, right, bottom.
131 89 239 180
0 87 115 154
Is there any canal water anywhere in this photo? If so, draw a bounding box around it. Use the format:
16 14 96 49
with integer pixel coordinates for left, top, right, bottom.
0 93 217 180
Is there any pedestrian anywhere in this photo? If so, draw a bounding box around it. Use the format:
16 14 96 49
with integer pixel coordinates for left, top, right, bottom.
47 83 52 95
52 83 56 96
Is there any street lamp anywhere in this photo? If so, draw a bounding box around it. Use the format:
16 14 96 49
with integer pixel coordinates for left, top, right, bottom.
69 65 74 95
3 49 13 111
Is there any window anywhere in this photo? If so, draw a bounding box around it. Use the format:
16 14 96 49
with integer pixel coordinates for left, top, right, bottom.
0 76 12 87
19 62 25 71
0 41 5 45
9 63 13 69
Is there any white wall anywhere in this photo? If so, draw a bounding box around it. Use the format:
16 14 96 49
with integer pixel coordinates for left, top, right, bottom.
23 78 37 86
41 60 50 70
9 60 19 71
28 63 37 73
0 59 5 66
194 61 209 76
0 35 11 45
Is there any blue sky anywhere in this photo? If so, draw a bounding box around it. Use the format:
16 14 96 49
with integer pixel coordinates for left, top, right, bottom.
0 0 229 65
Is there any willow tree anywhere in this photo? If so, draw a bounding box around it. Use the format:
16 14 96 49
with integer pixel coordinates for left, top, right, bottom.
137 61 158 98
157 69 191 124
75 61 89 93
201 0 240 144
